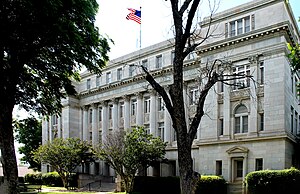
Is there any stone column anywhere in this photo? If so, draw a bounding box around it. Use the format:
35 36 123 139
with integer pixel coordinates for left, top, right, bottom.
223 77 231 140
124 95 131 130
112 98 119 131
150 90 157 135
101 101 108 142
248 55 259 137
92 103 99 146
136 93 143 126
82 105 89 141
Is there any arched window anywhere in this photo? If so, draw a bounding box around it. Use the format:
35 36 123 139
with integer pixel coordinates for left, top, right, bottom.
234 105 248 133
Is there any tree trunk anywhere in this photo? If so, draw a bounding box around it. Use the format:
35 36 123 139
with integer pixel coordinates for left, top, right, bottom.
0 104 18 194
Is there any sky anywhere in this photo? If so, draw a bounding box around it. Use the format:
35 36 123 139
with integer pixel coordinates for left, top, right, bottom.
96 0 300 60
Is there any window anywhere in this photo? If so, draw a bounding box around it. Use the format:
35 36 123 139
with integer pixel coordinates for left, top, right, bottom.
129 64 134 77
96 75 100 87
259 113 264 131
52 115 58 125
144 124 150 134
106 72 111 84
216 160 222 176
295 76 298 98
171 50 175 64
233 64 250 89
158 96 164 111
156 55 162 68
259 61 264 85
228 16 251 37
87 79 91 89
189 87 199 105
291 106 294 133
89 109 92 123
142 59 148 70
98 108 102 121
158 123 164 140
144 97 151 113
234 105 248 133
109 105 113 120
119 102 124 118
117 68 123 81
295 111 298 135
219 119 224 136
255 158 263 171
131 99 137 115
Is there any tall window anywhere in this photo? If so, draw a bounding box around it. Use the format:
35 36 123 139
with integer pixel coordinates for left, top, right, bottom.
87 79 91 89
131 99 137 115
158 96 164 111
216 160 222 176
109 105 113 120
144 97 151 113
119 102 124 118
106 72 111 84
259 61 264 85
229 16 251 37
142 59 148 70
233 64 250 89
52 115 58 125
98 108 102 121
89 109 92 123
219 118 224 136
171 50 175 65
158 123 164 140
189 87 199 105
291 106 294 133
255 158 263 171
234 105 248 133
117 68 123 81
295 111 298 135
96 75 101 87
156 55 162 68
129 64 134 77
259 113 264 131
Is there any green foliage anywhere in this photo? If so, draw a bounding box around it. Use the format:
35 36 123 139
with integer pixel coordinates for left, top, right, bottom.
42 172 63 187
33 138 93 187
24 173 42 185
131 175 227 194
287 43 300 72
14 116 42 171
245 167 300 194
95 126 167 193
195 175 227 194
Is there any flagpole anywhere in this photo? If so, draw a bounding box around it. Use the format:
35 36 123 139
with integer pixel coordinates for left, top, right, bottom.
139 6 142 49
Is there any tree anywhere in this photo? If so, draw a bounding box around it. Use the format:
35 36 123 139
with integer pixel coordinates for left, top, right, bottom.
33 138 93 188
140 1 251 193
14 116 42 171
95 126 167 193
0 0 110 193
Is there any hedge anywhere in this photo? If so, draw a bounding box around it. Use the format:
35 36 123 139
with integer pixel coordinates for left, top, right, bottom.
245 167 300 194
132 175 227 194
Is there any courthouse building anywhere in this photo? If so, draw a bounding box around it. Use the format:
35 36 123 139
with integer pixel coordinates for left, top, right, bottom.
42 0 300 190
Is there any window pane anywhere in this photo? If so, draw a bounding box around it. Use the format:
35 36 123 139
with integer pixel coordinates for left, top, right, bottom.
242 116 248 133
230 21 236 36
237 19 243 35
235 117 240 133
245 16 250 32
235 105 247 114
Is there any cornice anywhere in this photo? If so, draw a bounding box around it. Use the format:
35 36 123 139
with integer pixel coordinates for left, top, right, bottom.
196 22 295 55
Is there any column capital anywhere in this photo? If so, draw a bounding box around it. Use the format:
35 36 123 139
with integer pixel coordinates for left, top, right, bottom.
149 89 157 96
92 103 99 108
123 95 131 102
100 101 108 107
112 98 119 104
135 92 143 98
83 105 90 111
248 54 259 64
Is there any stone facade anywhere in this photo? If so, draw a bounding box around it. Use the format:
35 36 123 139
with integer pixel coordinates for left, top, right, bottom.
42 0 300 185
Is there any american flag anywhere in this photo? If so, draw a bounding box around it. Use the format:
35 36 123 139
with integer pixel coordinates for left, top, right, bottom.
126 8 141 24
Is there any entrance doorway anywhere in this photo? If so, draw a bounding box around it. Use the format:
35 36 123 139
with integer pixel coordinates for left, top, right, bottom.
233 158 243 181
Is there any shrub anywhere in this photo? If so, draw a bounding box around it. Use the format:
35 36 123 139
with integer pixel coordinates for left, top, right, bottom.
24 173 42 184
195 175 227 194
245 167 300 194
42 172 63 187
132 175 227 194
